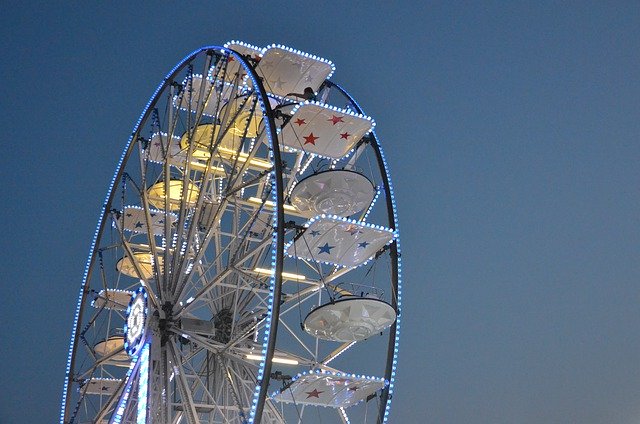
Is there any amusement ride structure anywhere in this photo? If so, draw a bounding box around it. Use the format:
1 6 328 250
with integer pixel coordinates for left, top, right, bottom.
60 41 402 424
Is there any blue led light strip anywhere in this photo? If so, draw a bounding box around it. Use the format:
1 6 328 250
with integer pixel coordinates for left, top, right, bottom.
136 343 150 424
328 83 402 424
110 354 141 424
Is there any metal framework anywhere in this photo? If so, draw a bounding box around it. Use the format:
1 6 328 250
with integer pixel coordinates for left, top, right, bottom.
60 42 402 424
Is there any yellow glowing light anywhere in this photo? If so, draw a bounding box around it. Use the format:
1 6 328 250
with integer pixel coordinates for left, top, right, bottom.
247 197 298 213
245 354 298 365
116 252 164 280
179 124 272 170
147 180 199 211
222 98 263 138
253 267 306 282
180 124 240 160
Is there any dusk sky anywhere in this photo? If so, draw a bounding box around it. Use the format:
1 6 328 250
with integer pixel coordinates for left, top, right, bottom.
1 2 639 422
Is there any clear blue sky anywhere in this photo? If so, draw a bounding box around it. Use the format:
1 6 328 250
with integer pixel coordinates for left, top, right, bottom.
1 2 638 422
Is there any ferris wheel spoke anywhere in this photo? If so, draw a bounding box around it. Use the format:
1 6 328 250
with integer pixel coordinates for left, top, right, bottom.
172 197 235 302
216 355 249 420
135 165 166 299
176 234 273 317
92 378 126 423
321 341 357 366
172 327 224 354
168 341 201 424
169 169 220 295
278 319 316 360
284 152 306 197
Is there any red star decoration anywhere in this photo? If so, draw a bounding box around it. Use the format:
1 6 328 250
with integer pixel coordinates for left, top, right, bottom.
328 115 345 125
253 54 261 62
228 55 234 62
345 224 363 236
340 131 350 140
305 389 323 399
294 118 306 126
303 133 319 146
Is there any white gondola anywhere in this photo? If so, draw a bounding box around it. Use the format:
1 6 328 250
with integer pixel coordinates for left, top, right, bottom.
286 215 395 268
91 289 134 311
304 296 396 342
280 102 374 159
290 169 375 217
223 41 263 81
83 378 122 396
147 179 200 211
119 206 175 236
174 75 235 116
146 132 186 164
116 252 163 280
146 132 228 174
94 336 130 364
255 46 334 98
272 370 386 408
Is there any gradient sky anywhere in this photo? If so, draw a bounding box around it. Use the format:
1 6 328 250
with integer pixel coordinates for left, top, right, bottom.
1 2 639 423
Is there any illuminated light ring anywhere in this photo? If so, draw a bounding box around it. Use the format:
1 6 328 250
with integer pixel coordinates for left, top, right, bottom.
326 81 402 423
123 287 148 357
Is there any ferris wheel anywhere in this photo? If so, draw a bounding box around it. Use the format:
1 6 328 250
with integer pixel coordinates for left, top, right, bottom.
60 41 402 424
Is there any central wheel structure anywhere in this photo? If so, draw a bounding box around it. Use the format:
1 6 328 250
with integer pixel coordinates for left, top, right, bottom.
60 41 402 424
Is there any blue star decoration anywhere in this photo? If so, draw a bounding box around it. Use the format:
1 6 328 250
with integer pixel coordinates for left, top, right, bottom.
317 242 335 254
134 221 144 228
310 230 321 237
357 241 370 249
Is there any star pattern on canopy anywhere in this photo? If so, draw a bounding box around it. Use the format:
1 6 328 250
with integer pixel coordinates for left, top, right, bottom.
286 216 395 268
273 76 286 89
318 242 335 254
271 370 388 407
303 133 319 146
120 206 176 236
305 389 323 399
279 103 374 159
